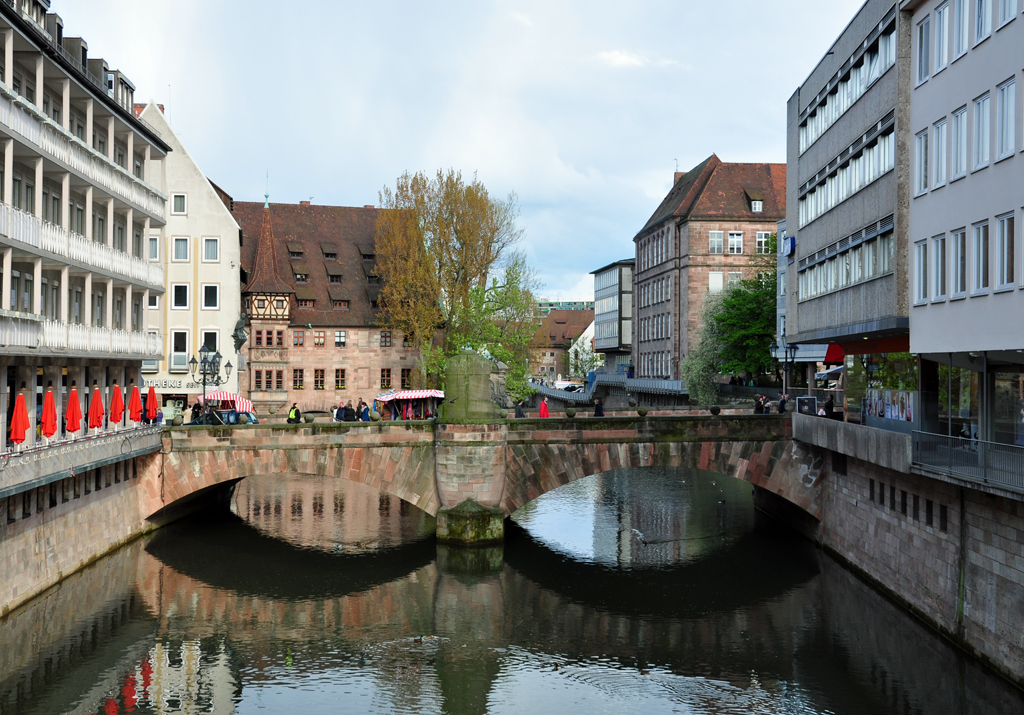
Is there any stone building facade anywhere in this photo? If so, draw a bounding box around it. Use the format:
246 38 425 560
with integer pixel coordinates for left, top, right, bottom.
236 199 417 414
530 308 593 380
633 155 786 378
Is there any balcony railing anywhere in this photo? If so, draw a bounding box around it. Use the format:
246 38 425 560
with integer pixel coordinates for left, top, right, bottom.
0 202 163 287
912 430 1024 495
0 84 166 218
0 314 161 356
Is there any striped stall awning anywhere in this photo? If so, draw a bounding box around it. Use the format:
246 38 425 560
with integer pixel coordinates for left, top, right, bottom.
196 391 254 413
374 389 444 403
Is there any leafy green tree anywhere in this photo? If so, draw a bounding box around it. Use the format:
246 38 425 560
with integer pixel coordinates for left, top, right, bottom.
714 234 777 383
681 291 726 406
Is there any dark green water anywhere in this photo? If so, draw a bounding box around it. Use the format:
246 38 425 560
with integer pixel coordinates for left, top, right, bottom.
1 468 1021 714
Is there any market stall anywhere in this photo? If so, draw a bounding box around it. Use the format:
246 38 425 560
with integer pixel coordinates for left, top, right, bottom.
373 389 444 421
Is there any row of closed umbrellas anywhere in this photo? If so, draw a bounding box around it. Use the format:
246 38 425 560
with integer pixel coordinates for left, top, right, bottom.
8 384 159 446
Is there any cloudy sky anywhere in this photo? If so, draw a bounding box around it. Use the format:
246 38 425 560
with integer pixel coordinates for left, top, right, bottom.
58 0 862 299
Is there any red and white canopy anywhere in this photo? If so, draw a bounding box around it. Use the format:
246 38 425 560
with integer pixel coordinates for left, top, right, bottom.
375 389 444 403
196 391 254 413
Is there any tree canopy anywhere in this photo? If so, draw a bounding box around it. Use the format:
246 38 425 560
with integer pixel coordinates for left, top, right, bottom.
374 170 539 398
682 234 779 401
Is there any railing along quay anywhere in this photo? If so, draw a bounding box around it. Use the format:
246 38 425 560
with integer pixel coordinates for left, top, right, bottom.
912 430 1024 495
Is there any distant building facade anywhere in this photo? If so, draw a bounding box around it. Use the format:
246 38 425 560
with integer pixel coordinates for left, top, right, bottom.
530 309 593 380
536 300 594 316
236 199 417 414
633 155 786 379
135 103 242 420
590 259 634 372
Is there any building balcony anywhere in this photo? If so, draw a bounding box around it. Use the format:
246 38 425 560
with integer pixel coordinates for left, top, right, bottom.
0 424 162 501
0 83 167 219
0 202 163 288
0 313 161 357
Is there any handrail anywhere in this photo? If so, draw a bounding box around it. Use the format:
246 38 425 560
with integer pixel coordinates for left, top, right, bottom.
912 430 1024 495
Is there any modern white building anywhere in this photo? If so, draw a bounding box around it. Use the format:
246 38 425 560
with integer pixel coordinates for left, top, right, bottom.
905 0 1024 445
135 103 241 419
0 0 169 452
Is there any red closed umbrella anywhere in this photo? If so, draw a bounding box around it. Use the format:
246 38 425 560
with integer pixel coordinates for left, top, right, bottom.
41 390 57 438
110 385 125 425
128 385 143 422
88 387 105 430
9 393 29 445
145 386 158 421
66 388 82 433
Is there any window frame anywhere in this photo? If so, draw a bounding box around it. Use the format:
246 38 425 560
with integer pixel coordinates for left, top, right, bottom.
996 78 1015 160
973 93 991 170
170 283 190 310
148 235 159 262
916 14 931 85
951 106 968 178
380 330 392 347
201 283 220 310
727 232 743 255
202 236 220 263
293 368 304 390
335 330 346 348
933 234 947 300
976 0 992 43
171 193 187 216
147 294 159 309
951 228 968 296
934 2 950 72
381 368 392 389
314 330 326 347
933 119 948 187
915 240 929 304
172 236 190 263
998 0 1016 27
915 129 930 195
953 0 969 58
293 330 305 346
169 329 189 373
314 368 325 390
708 271 724 294
750 200 763 213
335 368 346 390
708 230 724 255
996 212 1015 288
973 221 990 294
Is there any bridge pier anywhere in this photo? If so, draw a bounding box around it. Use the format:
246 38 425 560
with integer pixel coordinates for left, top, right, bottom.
436 500 505 544
434 422 508 544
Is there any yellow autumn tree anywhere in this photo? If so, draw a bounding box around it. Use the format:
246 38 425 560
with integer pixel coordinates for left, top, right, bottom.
375 169 534 389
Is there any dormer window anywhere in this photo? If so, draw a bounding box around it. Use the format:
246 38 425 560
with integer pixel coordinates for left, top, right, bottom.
295 273 308 283
323 251 336 259
290 251 303 258
751 200 763 213
330 274 342 284
297 299 314 308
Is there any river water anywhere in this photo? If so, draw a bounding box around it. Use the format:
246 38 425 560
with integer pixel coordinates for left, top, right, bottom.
1 467 1021 714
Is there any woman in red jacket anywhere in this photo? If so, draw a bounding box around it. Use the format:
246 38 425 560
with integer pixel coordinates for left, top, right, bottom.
539 397 549 418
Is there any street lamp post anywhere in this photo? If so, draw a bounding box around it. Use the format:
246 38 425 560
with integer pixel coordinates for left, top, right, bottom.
189 344 233 422
770 338 799 400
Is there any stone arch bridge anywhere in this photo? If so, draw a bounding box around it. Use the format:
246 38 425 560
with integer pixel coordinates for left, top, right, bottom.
140 415 823 541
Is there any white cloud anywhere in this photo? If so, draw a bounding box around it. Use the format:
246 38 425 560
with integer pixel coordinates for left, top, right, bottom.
597 50 649 68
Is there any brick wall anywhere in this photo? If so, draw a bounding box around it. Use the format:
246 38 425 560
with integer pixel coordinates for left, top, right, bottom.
818 452 1024 684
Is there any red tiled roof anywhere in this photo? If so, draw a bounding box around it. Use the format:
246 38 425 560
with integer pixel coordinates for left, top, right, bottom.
236 201 381 328
637 155 786 236
533 309 594 349
242 204 293 297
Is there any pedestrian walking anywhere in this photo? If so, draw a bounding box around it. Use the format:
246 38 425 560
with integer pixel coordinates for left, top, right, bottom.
539 397 550 418
342 401 357 422
593 398 604 417
514 400 525 419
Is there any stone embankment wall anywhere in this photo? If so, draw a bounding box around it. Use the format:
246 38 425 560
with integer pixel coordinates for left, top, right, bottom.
0 459 153 616
791 414 1024 687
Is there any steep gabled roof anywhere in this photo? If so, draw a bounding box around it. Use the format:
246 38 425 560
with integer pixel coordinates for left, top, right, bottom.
243 202 293 296
236 201 381 327
636 155 787 237
638 154 720 234
533 309 595 349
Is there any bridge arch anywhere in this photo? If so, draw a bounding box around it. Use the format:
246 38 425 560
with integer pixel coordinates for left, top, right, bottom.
143 416 823 538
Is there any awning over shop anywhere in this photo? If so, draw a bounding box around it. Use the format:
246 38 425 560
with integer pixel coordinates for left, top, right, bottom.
824 343 845 364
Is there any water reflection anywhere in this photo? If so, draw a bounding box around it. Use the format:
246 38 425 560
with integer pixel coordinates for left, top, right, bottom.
0 469 1020 715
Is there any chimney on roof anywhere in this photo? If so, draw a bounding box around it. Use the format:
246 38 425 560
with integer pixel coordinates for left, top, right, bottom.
674 172 684 184
300 201 310 207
